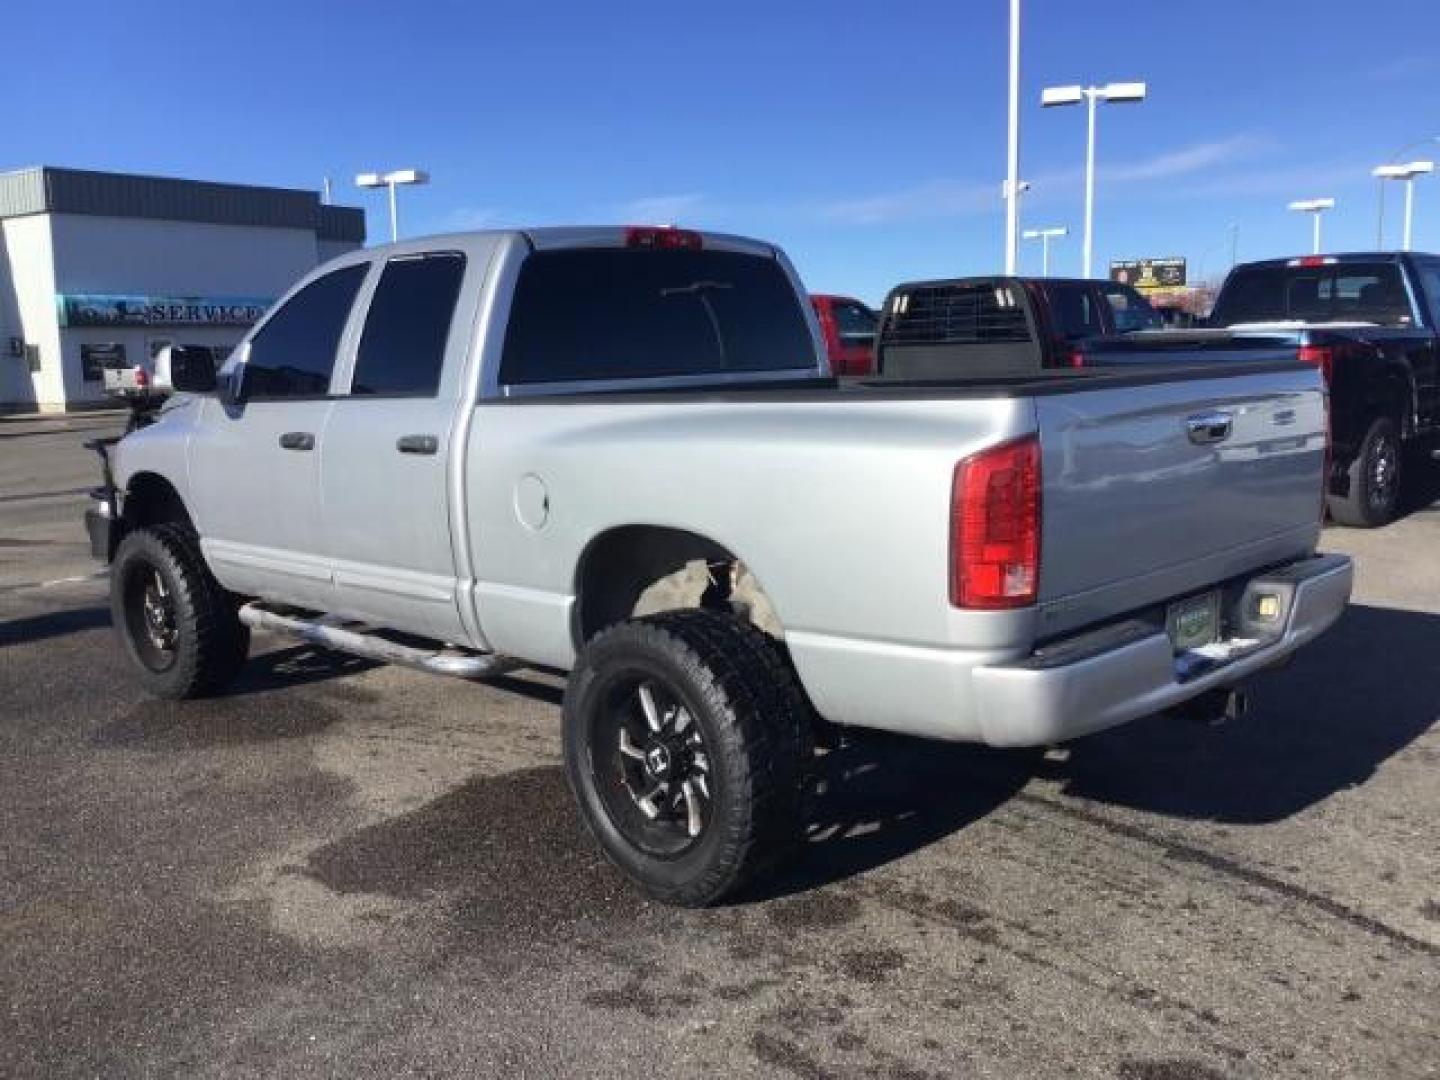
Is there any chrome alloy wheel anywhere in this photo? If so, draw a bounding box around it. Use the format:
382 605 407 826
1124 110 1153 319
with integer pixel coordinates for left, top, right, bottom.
597 676 713 854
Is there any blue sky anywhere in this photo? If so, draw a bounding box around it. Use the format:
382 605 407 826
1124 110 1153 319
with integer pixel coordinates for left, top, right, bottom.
7 0 1440 302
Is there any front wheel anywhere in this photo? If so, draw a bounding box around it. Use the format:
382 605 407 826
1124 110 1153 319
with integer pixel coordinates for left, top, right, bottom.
562 610 811 907
1328 416 1402 527
111 524 249 699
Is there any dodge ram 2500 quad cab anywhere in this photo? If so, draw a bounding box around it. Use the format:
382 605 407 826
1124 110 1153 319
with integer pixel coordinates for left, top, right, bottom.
87 226 1352 906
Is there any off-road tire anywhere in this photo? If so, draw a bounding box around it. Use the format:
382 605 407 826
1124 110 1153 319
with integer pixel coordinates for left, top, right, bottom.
1329 416 1401 527
111 523 249 699
563 610 812 907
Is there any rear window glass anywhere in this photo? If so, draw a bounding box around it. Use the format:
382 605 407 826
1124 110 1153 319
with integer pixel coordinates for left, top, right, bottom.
1101 285 1164 332
1212 263 1414 326
833 300 878 343
499 249 816 385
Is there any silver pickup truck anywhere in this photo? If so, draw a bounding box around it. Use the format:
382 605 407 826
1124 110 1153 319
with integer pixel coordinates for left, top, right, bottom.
86 226 1352 906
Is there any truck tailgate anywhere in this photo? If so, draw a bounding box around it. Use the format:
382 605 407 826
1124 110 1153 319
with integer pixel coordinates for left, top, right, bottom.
1034 366 1326 638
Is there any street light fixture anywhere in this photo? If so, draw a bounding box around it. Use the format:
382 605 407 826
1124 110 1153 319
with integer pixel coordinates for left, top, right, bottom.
355 168 430 243
1287 198 1335 255
1041 80 1148 278
1021 226 1068 276
1372 161 1433 251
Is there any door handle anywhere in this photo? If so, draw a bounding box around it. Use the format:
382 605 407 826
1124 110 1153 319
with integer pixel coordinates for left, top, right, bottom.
396 434 439 455
1185 411 1233 445
278 431 315 451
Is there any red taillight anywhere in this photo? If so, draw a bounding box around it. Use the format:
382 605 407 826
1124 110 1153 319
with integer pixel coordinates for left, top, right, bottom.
1069 348 1086 369
624 226 703 250
950 436 1041 609
1297 344 1335 385
133 366 149 389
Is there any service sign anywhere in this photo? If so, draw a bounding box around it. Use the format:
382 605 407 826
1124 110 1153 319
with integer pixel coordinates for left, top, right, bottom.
1109 258 1187 291
57 294 273 328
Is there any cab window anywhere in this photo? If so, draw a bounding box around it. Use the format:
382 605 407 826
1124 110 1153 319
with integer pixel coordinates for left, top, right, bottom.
351 252 466 396
1100 284 1164 332
245 264 368 399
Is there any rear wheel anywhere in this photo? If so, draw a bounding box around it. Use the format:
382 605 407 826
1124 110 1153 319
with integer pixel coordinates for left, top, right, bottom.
1329 416 1401 527
562 610 811 907
111 524 249 699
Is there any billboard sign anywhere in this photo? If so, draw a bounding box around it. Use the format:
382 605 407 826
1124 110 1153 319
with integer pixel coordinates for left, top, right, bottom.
1109 258 1186 291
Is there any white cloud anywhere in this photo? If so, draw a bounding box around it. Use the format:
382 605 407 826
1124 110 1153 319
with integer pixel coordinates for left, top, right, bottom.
614 192 707 223
816 180 998 225
1101 135 1273 183
434 205 506 231
810 135 1273 225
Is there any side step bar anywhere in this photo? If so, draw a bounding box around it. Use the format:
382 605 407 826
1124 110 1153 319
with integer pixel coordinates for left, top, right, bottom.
238 602 518 680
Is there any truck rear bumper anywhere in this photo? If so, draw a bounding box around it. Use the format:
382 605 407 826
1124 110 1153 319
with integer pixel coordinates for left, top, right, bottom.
970 554 1352 747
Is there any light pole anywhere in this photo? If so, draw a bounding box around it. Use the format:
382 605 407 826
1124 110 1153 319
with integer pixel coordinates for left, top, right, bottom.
1287 198 1335 255
1003 0 1022 274
1022 226 1068 276
1372 162 1433 250
355 169 430 243
1041 81 1147 278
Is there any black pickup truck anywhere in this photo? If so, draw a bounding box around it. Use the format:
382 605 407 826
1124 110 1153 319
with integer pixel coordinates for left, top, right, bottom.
1196 253 1440 526
876 275 1293 375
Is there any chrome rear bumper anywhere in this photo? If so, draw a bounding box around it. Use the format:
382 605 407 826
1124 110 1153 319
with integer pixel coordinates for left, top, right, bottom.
970 554 1352 747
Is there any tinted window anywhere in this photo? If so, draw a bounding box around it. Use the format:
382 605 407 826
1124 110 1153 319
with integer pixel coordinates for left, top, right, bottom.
1212 262 1414 327
833 300 878 344
1416 260 1440 327
1100 284 1163 332
352 253 466 396
500 249 816 384
246 264 367 398
1051 284 1101 340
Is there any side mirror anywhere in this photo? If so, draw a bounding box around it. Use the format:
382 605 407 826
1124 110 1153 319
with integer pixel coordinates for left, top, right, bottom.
153 345 217 394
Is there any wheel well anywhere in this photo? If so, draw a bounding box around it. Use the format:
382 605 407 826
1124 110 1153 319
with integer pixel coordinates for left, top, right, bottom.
573 526 784 647
122 472 194 532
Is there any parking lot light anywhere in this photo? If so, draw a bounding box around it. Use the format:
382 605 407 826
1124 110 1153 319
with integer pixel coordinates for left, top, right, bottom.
355 168 430 243
1372 161 1434 250
1287 198 1336 254
1022 226 1068 276
1042 81 1148 277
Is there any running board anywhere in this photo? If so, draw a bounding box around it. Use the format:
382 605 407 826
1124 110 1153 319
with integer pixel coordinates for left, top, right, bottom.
238 603 518 680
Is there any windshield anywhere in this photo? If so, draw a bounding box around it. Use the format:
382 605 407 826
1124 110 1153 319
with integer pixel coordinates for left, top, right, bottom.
1212 262 1414 327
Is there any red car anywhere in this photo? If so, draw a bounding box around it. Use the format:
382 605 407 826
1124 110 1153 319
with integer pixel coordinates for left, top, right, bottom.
810 294 878 375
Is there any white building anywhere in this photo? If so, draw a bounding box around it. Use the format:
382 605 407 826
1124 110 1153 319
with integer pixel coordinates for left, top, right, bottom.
0 166 365 412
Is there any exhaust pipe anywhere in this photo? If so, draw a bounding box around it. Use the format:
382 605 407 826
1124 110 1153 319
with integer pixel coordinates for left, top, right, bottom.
239 603 518 680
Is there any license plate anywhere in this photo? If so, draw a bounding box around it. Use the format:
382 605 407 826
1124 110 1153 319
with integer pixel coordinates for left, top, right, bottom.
1167 591 1220 651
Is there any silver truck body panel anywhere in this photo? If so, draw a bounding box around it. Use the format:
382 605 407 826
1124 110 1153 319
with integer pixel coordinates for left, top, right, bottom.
108 227 1349 746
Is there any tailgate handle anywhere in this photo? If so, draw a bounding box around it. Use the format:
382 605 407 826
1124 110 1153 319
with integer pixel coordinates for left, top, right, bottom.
1185 411 1233 445
278 431 315 451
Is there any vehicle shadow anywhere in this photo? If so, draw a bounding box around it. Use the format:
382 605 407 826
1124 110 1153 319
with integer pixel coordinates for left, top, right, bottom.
227 643 379 695
744 734 1041 902
1046 603 1440 823
0 604 110 648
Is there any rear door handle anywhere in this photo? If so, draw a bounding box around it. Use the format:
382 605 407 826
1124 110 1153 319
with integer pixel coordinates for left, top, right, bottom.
396 434 439 455
1185 411 1233 445
278 431 315 451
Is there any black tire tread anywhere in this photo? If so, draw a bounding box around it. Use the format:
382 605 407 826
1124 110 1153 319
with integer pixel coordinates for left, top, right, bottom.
1328 415 1400 528
565 610 812 907
111 523 248 699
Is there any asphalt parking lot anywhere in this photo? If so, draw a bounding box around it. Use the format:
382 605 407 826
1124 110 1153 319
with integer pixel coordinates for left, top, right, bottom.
2 412 1437 1080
